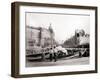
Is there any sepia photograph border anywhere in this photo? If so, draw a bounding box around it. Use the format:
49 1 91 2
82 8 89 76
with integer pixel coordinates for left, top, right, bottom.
11 2 98 78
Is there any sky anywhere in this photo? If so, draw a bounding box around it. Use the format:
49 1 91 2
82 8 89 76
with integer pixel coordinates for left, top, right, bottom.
26 12 90 44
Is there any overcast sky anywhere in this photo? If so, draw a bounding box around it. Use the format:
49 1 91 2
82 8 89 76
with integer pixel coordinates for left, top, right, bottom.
26 12 90 44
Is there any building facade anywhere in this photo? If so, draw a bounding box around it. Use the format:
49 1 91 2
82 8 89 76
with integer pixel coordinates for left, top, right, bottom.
63 29 90 48
26 26 55 50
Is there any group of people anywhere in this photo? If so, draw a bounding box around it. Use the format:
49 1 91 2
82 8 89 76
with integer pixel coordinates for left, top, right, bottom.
49 46 58 62
41 46 59 62
41 46 68 62
40 46 89 62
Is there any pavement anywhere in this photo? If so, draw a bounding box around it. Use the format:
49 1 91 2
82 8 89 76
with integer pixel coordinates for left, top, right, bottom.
26 56 89 67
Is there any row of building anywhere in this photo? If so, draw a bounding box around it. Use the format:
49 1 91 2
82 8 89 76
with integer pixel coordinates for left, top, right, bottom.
26 25 56 50
63 29 89 48
26 25 90 52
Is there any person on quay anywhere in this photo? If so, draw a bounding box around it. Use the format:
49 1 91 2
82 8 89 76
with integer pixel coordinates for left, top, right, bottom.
41 48 45 61
53 46 58 62
49 48 54 61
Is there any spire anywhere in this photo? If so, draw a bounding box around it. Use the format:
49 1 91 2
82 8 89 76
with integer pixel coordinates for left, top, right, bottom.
49 23 53 34
48 23 54 48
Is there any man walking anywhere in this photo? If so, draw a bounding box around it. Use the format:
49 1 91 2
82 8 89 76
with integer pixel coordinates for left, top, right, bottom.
53 46 58 62
49 48 54 61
